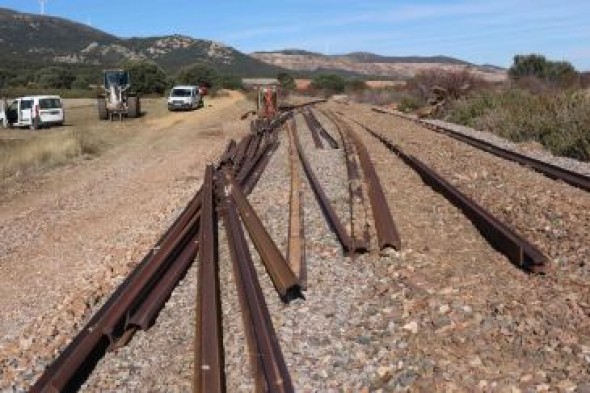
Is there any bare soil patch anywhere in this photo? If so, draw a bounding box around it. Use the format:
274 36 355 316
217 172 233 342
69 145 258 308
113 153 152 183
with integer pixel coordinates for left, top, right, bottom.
0 91 251 360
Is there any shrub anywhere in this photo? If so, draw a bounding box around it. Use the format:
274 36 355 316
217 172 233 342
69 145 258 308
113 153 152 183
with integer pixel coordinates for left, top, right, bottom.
446 88 590 161
277 72 296 90
310 74 346 94
35 66 76 89
398 96 423 112
218 75 244 90
122 60 168 95
349 87 411 106
345 79 368 92
508 54 579 88
407 69 485 102
71 76 90 90
176 64 220 90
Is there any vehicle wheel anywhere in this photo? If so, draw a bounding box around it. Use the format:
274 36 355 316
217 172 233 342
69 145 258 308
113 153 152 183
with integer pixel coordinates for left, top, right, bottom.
98 99 108 120
128 96 139 118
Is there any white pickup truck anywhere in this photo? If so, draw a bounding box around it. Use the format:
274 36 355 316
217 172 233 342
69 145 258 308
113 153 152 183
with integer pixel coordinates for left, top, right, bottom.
0 95 65 129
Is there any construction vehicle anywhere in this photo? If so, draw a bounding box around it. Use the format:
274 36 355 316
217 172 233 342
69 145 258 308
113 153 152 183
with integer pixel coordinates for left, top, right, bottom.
240 83 280 124
256 84 279 119
97 70 140 121
247 84 280 131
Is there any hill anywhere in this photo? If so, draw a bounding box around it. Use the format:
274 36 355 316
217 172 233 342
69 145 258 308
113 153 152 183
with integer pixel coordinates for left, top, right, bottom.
0 7 285 77
251 50 507 81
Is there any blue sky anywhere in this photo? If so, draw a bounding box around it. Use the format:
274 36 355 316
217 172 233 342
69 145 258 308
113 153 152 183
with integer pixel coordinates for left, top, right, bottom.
2 0 590 69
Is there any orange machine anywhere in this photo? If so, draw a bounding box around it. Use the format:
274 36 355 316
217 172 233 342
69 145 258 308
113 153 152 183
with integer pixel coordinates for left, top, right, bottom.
256 84 279 119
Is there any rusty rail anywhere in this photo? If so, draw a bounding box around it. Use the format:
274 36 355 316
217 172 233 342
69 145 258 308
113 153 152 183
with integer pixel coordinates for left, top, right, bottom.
325 111 369 253
352 118 547 272
32 187 204 392
194 165 225 393
286 120 307 289
221 188 294 393
373 107 590 192
33 112 294 392
302 109 324 148
223 169 302 302
306 109 339 149
333 115 402 251
292 117 353 254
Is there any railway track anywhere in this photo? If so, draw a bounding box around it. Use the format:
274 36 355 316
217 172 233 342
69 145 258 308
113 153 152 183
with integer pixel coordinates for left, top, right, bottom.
372 107 590 192
25 100 589 391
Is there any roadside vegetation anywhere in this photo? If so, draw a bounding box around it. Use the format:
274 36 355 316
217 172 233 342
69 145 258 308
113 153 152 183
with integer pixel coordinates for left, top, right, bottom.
0 60 245 99
0 60 246 180
355 54 590 162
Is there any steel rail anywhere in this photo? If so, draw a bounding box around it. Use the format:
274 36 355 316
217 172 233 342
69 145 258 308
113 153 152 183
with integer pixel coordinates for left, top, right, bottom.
373 107 590 192
32 114 294 392
194 165 225 393
286 120 307 289
292 117 353 254
219 139 238 167
325 111 370 253
232 134 254 169
221 191 294 393
245 133 262 161
123 232 200 335
241 130 281 195
31 190 204 392
307 108 339 149
126 128 269 337
31 115 290 392
278 98 327 111
301 109 324 148
351 118 547 272
333 114 401 251
223 169 302 302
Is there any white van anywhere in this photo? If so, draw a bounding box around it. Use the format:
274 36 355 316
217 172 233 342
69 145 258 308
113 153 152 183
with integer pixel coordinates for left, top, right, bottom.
167 85 204 111
0 95 65 129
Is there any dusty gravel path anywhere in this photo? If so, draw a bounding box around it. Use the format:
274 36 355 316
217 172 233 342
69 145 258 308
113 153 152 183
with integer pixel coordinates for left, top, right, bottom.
0 92 253 390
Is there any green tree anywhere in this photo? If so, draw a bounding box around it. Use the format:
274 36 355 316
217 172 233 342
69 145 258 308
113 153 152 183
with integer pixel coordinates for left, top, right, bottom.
509 54 578 87
0 69 16 89
218 75 244 90
310 74 346 93
71 76 90 90
122 60 168 95
277 72 296 90
176 64 220 90
35 66 76 89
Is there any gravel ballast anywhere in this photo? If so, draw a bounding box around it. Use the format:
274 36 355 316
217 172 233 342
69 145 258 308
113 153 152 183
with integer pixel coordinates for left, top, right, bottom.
2 99 589 391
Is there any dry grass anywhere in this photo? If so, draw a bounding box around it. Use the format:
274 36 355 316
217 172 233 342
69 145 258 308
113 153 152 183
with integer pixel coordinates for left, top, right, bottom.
0 98 167 179
0 132 81 177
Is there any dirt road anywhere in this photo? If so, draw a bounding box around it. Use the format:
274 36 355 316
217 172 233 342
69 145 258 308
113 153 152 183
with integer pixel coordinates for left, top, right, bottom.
0 91 251 351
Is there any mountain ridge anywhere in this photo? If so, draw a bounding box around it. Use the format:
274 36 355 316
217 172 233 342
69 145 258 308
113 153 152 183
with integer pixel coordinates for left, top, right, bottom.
251 50 506 81
0 7 285 77
0 7 506 81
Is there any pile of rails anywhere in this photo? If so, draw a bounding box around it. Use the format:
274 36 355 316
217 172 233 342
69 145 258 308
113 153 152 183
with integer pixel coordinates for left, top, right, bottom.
31 100 580 391
31 106 401 392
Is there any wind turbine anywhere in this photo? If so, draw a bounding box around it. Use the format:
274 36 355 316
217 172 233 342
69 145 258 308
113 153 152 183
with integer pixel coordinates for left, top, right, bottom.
39 0 47 15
